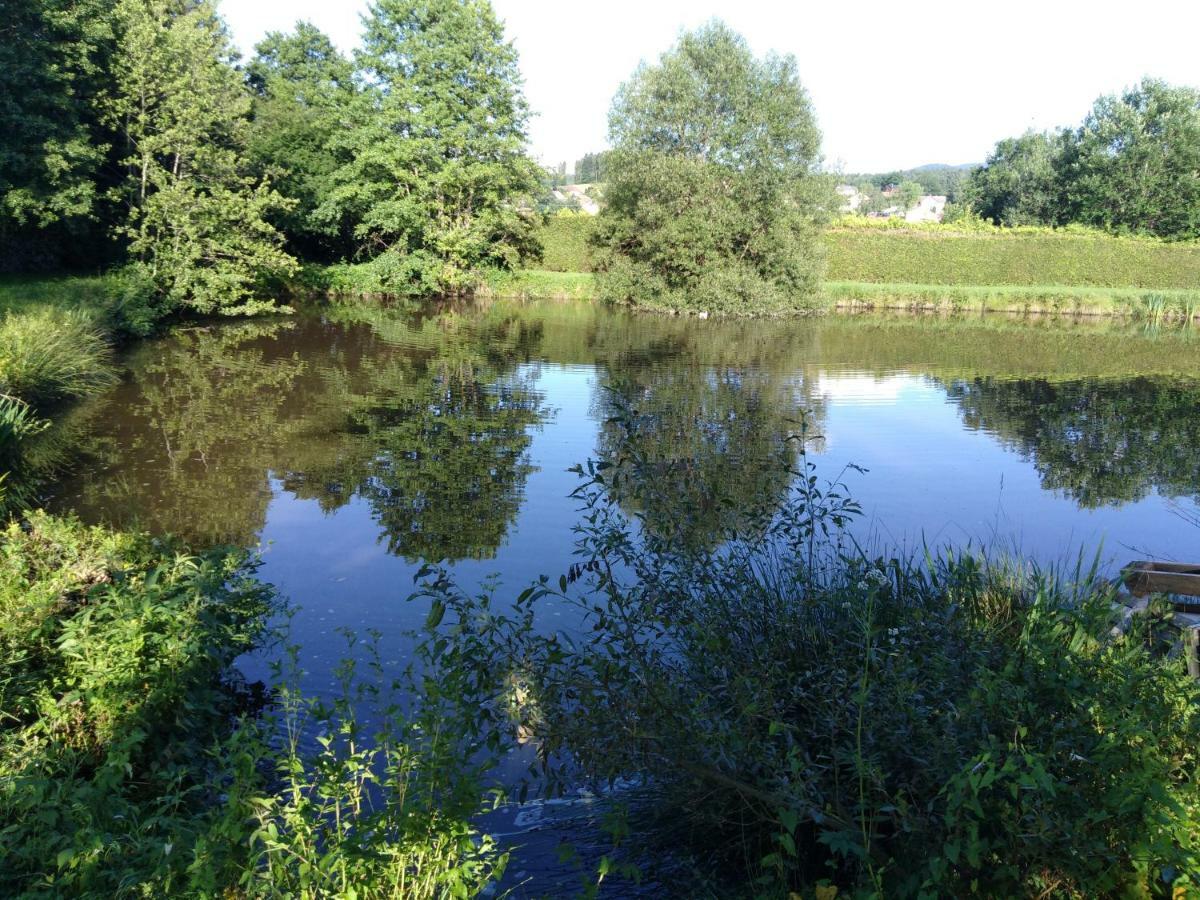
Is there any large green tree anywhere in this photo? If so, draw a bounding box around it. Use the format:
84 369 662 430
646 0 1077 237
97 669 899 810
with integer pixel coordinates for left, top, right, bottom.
0 0 119 270
963 131 1070 227
1067 79 1200 240
246 22 357 261
104 0 297 316
592 21 831 315
322 0 541 294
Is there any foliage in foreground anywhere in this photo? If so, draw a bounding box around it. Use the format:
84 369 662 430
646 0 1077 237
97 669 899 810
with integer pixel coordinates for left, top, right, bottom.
591 21 832 315
0 513 506 897
419 415 1200 897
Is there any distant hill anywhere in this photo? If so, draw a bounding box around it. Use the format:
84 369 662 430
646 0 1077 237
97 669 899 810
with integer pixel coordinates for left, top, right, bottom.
911 163 977 173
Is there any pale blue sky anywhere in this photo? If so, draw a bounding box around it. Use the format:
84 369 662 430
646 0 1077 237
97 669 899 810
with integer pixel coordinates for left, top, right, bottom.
220 0 1200 173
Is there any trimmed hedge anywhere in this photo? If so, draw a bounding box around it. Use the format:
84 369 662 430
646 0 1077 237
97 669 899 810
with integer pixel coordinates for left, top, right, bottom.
535 217 1200 290
826 228 1200 289
538 213 595 273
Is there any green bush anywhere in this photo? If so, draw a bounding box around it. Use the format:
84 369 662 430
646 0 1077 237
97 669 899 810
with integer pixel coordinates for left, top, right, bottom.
0 513 509 897
0 308 115 407
0 513 275 894
538 213 596 272
421 418 1200 897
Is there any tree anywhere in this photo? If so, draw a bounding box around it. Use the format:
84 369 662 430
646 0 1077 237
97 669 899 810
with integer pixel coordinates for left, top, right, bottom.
894 180 924 212
574 151 609 183
322 0 541 293
0 0 119 270
104 0 296 317
246 22 357 261
1067 79 1200 239
962 131 1069 227
592 21 831 315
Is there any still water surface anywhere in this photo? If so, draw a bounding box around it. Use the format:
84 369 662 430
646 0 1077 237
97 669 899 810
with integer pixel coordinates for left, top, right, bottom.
48 300 1200 697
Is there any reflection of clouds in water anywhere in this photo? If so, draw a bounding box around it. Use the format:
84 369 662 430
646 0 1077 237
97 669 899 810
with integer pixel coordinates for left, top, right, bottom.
332 539 388 573
815 372 918 405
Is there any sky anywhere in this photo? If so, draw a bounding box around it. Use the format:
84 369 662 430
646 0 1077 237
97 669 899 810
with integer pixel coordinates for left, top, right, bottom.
220 0 1200 173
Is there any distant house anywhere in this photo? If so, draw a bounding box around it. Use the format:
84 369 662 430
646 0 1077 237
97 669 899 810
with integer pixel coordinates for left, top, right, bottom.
561 184 600 215
904 195 947 223
836 184 863 213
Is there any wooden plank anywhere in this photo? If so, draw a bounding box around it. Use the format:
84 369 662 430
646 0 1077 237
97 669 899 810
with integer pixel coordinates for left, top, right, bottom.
1185 627 1200 680
1122 563 1200 599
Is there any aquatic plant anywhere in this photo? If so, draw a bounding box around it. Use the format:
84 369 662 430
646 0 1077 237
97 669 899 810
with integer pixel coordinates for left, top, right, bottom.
418 416 1200 897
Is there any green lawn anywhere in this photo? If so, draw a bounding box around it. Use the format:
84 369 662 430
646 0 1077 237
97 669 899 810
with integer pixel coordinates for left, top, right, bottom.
0 273 113 316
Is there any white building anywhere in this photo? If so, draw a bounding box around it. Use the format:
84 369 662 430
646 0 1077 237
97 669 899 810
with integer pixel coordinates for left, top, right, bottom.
904 195 947 223
836 184 864 213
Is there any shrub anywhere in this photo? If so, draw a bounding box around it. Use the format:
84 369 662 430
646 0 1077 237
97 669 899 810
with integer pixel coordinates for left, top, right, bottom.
538 213 596 272
0 513 509 897
420 419 1200 897
0 513 275 894
0 308 114 407
592 23 830 315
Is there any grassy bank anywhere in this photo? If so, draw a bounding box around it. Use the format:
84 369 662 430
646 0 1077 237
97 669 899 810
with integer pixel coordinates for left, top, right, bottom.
0 277 124 512
424 267 1200 321
825 280 1200 318
531 215 1200 317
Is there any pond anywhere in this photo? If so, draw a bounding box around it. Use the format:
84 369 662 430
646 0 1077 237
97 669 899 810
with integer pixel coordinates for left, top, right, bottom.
47 300 1200 696
43 299 1200 890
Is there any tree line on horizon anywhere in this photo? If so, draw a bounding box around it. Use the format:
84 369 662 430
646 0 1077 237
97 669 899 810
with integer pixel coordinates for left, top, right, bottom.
3 0 1198 327
961 79 1200 238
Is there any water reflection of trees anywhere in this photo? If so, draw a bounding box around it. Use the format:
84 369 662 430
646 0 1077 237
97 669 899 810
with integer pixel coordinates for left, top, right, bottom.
944 376 1200 508
280 355 542 561
58 301 842 555
593 333 828 548
59 312 545 560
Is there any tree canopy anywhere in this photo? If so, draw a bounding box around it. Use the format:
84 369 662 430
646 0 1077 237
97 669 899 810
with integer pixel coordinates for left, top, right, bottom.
592 21 832 315
965 79 1200 239
246 22 357 261
1 0 542 317
321 0 541 294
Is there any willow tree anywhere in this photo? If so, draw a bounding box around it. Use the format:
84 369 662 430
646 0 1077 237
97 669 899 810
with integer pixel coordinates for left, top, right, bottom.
593 21 832 315
323 0 541 294
105 0 296 317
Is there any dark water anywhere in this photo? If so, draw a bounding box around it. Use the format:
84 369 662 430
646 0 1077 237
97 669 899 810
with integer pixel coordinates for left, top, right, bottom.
48 300 1200 696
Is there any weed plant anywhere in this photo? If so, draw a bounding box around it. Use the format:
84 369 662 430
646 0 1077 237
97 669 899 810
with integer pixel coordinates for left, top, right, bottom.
417 409 1200 897
0 514 508 897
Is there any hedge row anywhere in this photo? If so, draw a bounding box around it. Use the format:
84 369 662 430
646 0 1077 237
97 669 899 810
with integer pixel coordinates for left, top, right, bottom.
535 217 1200 290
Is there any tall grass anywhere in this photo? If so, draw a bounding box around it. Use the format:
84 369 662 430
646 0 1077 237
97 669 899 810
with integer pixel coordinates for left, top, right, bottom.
0 309 115 407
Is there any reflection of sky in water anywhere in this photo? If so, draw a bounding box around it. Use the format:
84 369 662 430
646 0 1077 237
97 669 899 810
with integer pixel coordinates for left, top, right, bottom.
48 308 1200 708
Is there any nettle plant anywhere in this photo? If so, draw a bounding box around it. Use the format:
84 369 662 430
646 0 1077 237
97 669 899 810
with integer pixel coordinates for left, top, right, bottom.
416 405 1200 897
